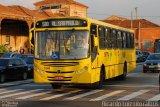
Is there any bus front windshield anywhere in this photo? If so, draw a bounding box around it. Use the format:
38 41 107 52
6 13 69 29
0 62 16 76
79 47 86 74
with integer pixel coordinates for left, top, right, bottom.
35 30 89 60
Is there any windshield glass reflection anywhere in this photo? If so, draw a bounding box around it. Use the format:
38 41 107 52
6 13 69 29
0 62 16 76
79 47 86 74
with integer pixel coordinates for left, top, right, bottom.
35 30 89 59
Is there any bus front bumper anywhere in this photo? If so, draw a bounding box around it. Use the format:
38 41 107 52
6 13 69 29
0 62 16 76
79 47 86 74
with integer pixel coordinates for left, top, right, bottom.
34 68 100 84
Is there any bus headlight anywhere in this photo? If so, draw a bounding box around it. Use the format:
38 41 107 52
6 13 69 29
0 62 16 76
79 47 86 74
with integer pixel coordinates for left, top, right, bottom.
37 68 44 74
75 66 88 74
40 70 44 74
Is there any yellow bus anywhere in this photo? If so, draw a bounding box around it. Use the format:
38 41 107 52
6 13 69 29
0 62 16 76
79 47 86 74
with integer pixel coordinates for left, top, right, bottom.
30 17 136 89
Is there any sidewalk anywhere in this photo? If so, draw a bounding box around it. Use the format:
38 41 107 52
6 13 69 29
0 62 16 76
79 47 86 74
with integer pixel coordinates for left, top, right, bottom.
136 62 144 65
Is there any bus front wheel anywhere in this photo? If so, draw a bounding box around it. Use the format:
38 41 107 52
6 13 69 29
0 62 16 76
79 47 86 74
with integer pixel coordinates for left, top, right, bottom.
118 63 127 80
51 84 62 89
92 69 105 89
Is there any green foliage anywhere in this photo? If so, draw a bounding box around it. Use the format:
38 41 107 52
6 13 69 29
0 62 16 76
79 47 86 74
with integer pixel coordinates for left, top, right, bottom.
0 45 9 52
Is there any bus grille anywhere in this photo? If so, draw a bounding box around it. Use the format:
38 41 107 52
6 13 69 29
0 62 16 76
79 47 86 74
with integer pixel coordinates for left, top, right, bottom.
47 77 72 81
46 71 74 74
41 62 79 67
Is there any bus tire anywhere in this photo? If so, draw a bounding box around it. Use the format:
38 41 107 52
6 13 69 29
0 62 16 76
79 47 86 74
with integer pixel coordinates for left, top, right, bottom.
22 72 28 80
92 68 105 89
51 84 62 89
0 74 5 83
118 63 127 80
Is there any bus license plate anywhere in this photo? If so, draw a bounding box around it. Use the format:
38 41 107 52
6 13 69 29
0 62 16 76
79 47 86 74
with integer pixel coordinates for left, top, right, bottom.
55 76 64 80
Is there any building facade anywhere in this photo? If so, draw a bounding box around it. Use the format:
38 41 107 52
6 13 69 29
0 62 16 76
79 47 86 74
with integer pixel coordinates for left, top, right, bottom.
102 16 160 52
34 0 88 18
0 0 88 53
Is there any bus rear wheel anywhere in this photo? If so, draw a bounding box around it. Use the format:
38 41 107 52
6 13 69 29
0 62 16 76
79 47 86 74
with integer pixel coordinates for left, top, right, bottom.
51 84 62 89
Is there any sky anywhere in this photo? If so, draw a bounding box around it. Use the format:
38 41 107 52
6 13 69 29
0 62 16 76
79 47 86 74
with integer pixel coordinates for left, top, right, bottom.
0 0 160 24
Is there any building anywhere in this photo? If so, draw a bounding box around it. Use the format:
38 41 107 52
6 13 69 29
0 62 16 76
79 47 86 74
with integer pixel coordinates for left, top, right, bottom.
0 0 87 53
102 15 160 52
34 0 88 18
0 4 53 53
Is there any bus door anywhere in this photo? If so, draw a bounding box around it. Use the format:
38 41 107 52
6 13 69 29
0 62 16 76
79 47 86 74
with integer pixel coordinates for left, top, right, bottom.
90 24 98 68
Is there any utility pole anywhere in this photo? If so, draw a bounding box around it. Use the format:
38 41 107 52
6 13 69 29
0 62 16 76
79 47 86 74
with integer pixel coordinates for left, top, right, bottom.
131 11 133 29
135 7 138 19
138 21 141 49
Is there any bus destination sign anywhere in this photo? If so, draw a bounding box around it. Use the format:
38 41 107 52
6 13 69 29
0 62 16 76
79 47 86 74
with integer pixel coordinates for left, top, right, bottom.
36 19 87 28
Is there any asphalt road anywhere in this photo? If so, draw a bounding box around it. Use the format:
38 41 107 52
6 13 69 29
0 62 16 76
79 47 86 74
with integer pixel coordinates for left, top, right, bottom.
0 64 159 107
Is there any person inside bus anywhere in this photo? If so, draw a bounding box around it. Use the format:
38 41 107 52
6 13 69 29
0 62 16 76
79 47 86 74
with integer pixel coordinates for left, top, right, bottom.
81 35 88 48
65 32 76 51
46 39 56 57
75 35 88 49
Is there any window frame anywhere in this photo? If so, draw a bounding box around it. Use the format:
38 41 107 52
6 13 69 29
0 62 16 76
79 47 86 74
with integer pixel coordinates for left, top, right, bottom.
117 31 123 49
98 26 106 49
111 29 118 49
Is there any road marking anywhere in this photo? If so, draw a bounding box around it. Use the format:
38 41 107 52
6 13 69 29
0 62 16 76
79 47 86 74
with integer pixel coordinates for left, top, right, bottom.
127 73 158 77
0 89 43 99
0 89 7 91
0 79 33 86
117 90 150 101
147 94 160 101
40 90 81 100
16 90 51 100
0 89 23 95
103 85 159 88
22 84 50 87
90 90 125 101
64 90 103 100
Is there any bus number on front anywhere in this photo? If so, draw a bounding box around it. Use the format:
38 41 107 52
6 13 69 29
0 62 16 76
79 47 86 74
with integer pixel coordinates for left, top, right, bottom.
42 22 49 27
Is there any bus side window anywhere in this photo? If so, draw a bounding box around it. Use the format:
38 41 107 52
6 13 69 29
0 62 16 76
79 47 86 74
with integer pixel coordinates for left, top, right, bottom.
130 33 134 48
117 31 123 49
98 26 105 49
126 33 131 48
112 29 117 48
106 28 112 49
122 32 127 49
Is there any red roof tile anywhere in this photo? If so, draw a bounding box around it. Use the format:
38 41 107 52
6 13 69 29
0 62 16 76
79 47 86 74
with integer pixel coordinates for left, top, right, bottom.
9 5 35 16
9 5 63 19
102 16 160 28
34 0 88 8
0 4 25 16
106 15 128 21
